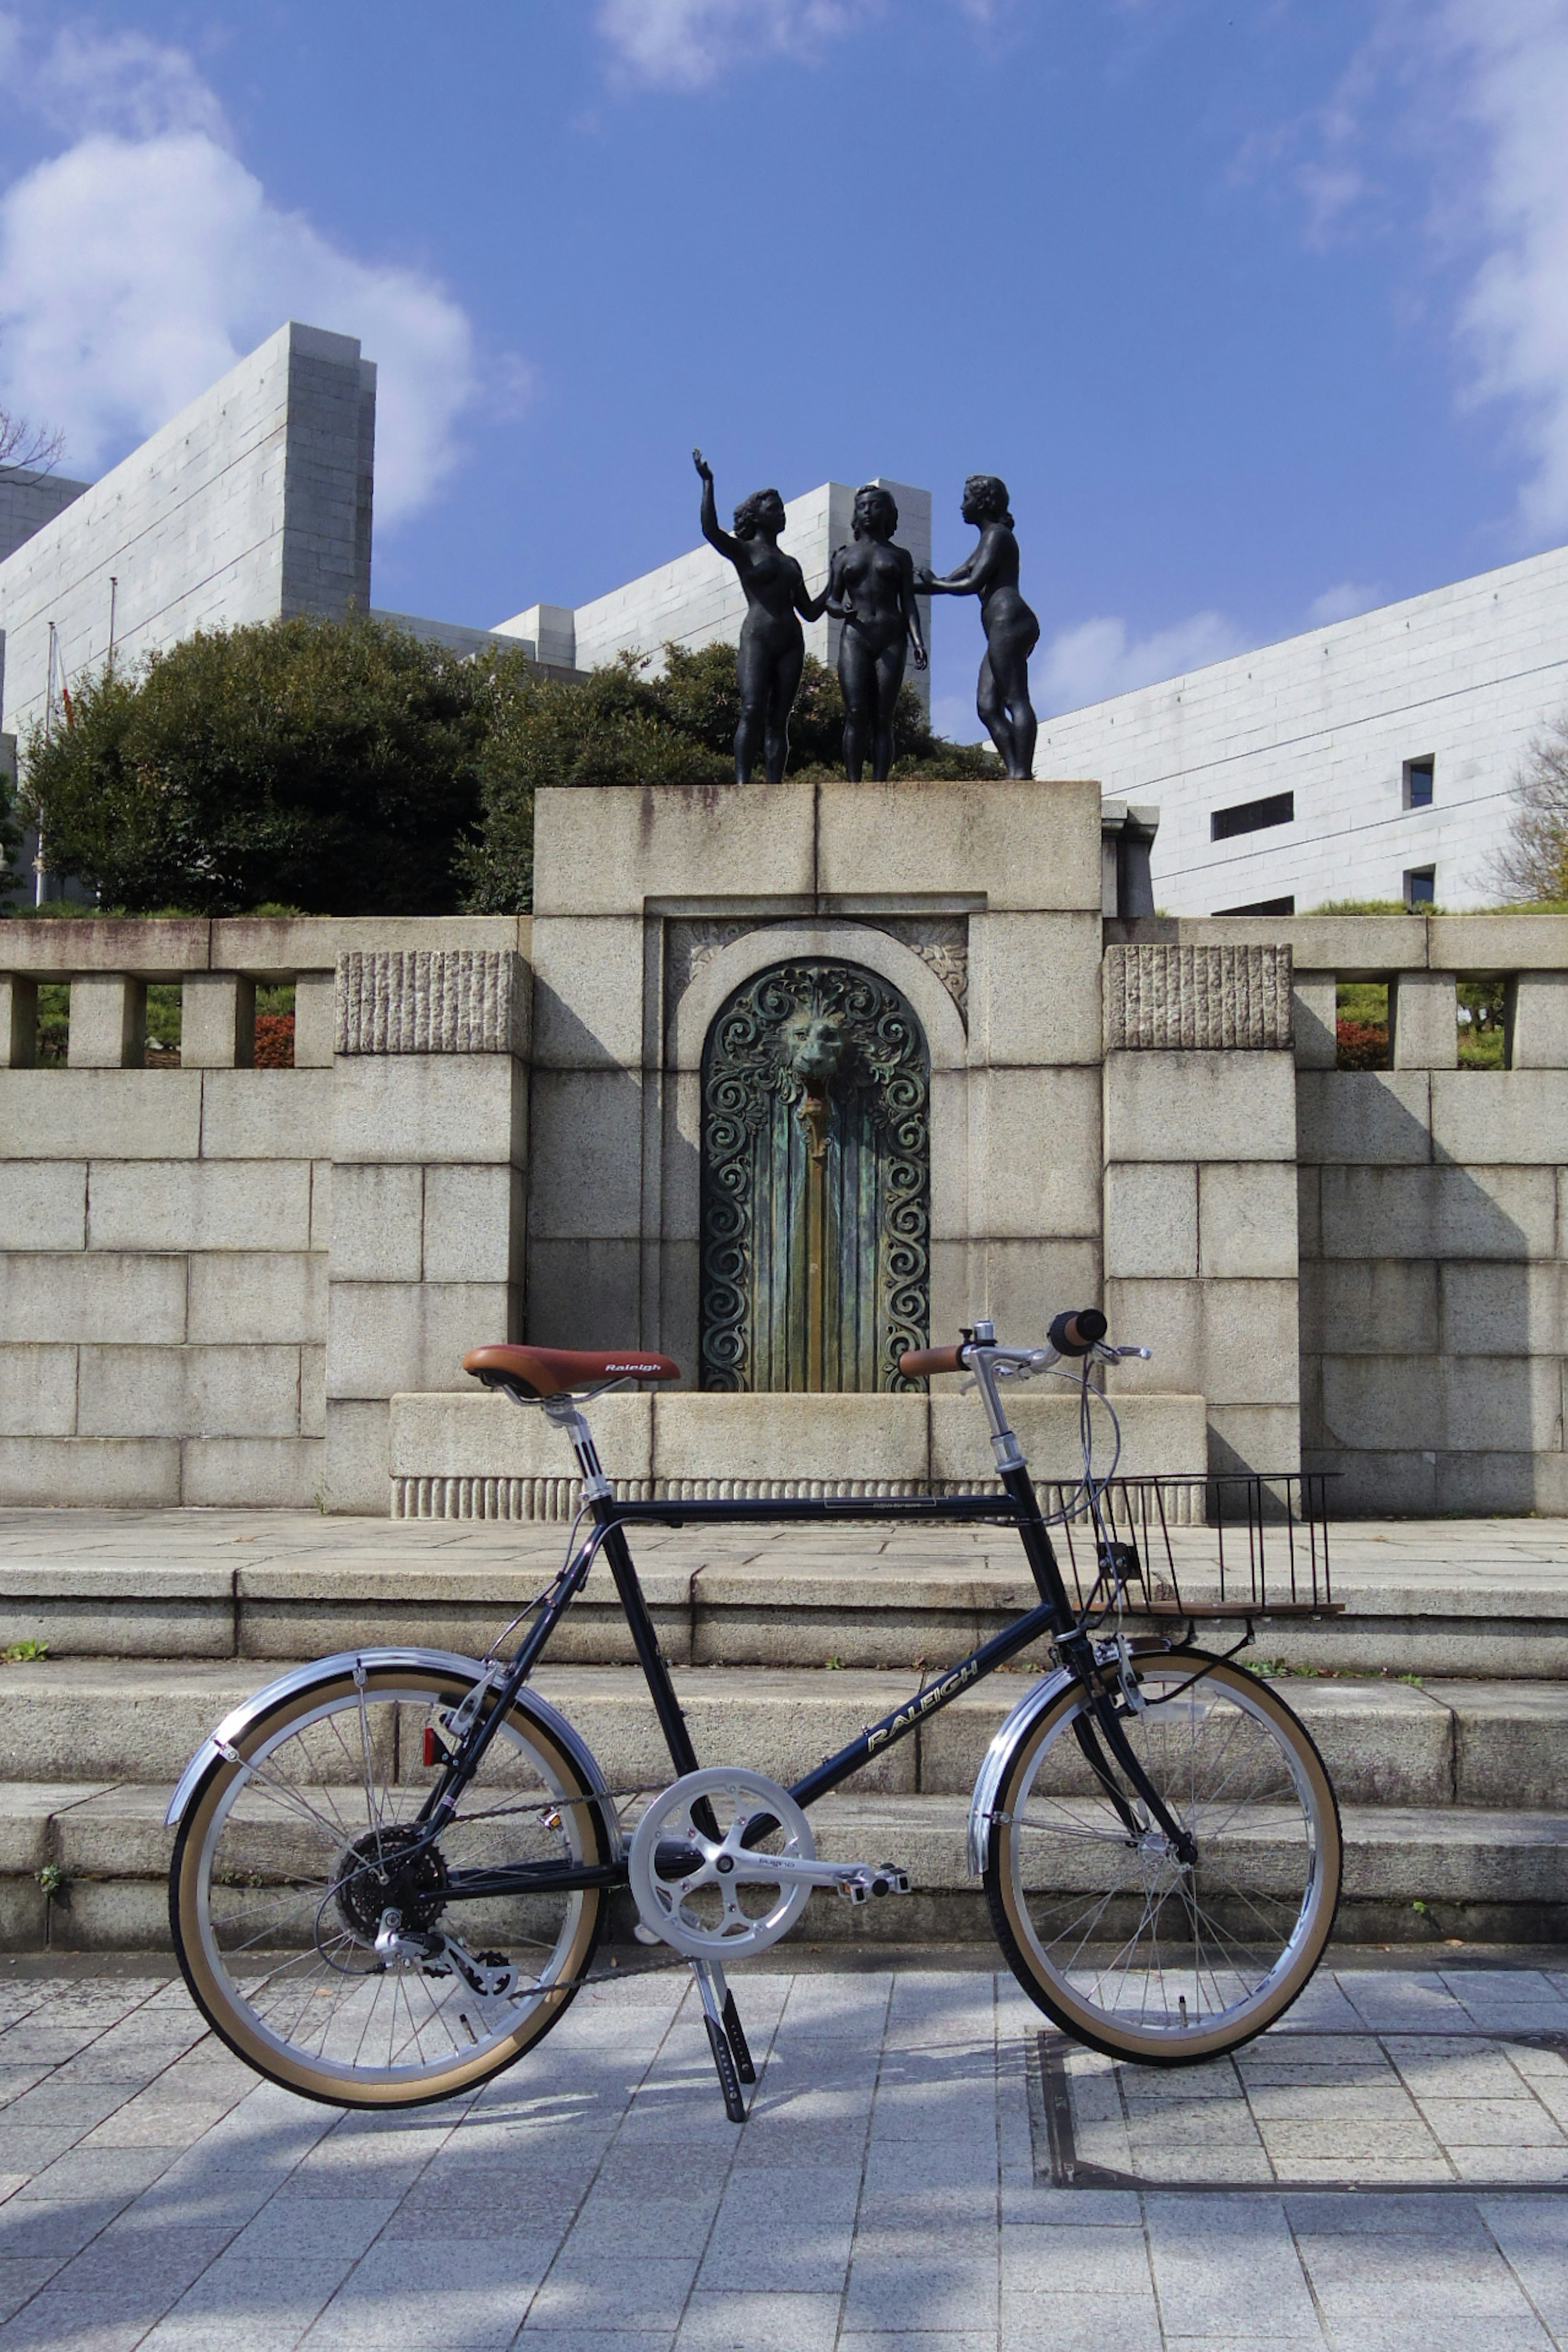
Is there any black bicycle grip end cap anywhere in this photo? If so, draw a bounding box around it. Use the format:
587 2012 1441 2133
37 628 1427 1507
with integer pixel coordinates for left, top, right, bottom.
1049 1307 1108 1357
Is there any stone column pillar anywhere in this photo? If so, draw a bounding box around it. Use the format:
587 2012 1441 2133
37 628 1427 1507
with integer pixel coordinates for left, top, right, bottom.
1102 943 1301 1479
1391 971 1458 1070
181 972 255 1068
67 975 146 1067
325 949 530 1512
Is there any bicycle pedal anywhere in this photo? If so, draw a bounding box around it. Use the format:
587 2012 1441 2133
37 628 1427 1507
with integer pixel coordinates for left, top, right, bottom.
836 1862 912 1903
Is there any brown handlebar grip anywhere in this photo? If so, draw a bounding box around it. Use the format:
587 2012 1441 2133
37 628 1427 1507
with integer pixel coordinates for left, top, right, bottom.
898 1343 967 1378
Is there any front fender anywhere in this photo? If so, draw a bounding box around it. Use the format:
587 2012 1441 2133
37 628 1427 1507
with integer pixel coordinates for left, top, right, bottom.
164 1648 618 1857
965 1664 1076 1875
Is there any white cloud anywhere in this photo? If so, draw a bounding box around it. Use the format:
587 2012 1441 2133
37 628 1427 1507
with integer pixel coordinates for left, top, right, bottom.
0 25 480 525
31 25 228 140
596 0 874 89
1036 609 1249 715
1439 0 1568 535
1307 579 1383 625
1281 0 1568 539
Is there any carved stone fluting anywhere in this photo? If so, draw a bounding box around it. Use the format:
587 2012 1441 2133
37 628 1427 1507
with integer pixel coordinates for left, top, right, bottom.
336 950 525 1055
1104 944 1294 1051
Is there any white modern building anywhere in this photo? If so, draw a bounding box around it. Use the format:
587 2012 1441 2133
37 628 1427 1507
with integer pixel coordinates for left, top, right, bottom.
0 322 376 756
495 477 933 710
1037 543 1568 912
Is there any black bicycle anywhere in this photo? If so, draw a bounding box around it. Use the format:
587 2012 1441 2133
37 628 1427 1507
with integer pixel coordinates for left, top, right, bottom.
167 1311 1342 2118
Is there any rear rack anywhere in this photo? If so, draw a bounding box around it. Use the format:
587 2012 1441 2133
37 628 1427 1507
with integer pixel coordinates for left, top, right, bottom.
1038 1472 1339 1620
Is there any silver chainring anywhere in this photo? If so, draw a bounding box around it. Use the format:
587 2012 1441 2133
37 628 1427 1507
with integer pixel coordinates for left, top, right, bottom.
628 1767 815 1958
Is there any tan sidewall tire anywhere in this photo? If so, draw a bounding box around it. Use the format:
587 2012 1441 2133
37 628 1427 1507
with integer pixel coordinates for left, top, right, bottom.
987 1653 1342 2065
170 1666 607 2108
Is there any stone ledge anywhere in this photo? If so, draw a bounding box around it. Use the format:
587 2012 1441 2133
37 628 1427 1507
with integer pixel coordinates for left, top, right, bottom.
387 1388 1211 1518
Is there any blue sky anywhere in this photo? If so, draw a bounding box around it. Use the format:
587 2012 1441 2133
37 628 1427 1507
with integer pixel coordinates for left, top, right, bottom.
3 0 1568 738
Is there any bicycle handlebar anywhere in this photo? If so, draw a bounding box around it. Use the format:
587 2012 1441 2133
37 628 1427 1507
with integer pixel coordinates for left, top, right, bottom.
898 1309 1120 1383
897 1343 968 1378
1048 1308 1108 1357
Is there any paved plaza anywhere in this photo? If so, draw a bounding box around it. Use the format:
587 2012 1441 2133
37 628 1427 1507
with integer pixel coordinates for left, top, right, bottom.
0 1956 1560 2349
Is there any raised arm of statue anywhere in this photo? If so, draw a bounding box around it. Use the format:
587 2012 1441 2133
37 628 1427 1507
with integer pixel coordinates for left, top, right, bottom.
694 448 743 563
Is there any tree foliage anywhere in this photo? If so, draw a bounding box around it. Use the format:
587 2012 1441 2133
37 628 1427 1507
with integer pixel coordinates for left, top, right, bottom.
21 617 512 915
0 753 23 909
1492 714 1568 904
460 640 998 913
19 617 998 919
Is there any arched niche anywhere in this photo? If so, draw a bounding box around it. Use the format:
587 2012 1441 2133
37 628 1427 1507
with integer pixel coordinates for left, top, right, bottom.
699 958 931 1392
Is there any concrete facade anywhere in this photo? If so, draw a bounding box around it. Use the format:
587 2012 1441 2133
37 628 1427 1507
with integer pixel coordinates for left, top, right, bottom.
0 323 375 749
1037 542 1568 914
494 479 933 711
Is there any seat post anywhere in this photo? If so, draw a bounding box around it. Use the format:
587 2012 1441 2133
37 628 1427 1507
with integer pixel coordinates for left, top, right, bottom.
542 1394 612 1503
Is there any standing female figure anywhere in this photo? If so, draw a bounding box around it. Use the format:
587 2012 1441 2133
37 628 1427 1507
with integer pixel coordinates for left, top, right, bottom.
822 484 928 782
694 450 818 784
918 476 1040 777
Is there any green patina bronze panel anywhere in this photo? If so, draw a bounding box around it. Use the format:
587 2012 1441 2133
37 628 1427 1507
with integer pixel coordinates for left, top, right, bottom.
699 960 930 1392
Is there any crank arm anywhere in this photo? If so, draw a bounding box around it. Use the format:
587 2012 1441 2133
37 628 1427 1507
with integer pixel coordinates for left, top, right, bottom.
707 1854 910 1901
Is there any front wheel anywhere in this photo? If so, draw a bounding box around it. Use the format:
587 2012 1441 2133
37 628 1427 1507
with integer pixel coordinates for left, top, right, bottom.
985 1651 1340 2064
170 1659 610 2107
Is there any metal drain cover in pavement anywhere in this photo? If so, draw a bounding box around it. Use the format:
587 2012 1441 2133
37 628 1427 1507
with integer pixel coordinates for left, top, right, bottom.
1027 2029 1568 2193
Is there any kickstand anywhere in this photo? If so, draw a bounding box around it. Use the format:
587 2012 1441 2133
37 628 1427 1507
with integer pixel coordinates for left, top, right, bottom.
690 1959 751 2122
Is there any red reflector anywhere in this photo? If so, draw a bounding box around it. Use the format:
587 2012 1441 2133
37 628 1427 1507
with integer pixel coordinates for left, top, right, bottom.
422 1726 437 1768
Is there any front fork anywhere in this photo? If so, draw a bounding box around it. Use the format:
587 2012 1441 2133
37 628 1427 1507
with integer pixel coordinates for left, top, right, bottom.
1057 1630 1198 1865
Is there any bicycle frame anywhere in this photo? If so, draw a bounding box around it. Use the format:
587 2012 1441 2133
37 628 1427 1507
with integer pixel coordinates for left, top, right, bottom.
412 1370 1198 1904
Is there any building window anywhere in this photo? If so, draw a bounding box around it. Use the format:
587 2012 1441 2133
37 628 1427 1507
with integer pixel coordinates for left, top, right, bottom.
1210 791 1294 842
1403 757 1434 809
1404 866 1436 909
1216 896 1296 915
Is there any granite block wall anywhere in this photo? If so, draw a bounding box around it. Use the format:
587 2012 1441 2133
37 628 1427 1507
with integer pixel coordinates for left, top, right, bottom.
0 918 526 1511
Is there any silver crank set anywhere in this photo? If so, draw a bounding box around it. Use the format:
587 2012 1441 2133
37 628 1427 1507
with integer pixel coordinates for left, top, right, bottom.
628 1766 910 1958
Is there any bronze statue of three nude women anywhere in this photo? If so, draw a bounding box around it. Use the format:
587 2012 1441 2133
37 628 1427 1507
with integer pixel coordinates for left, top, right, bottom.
693 450 1040 783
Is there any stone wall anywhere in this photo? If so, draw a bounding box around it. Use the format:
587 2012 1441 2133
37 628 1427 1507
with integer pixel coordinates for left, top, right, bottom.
1038 540 1568 913
2 864 1564 1518
1113 911 1568 1511
0 323 375 746
0 918 526 1513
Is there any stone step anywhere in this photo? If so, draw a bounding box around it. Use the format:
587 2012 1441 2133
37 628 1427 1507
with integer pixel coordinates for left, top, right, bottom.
2 1657 1567 1812
4 1783 1568 1951
3 1524 1568 1676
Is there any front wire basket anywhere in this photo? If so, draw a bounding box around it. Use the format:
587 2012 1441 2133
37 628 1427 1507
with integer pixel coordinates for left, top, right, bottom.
1038 1471 1339 1622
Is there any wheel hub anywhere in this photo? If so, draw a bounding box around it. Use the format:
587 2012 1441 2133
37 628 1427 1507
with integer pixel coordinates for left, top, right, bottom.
334 1823 448 1943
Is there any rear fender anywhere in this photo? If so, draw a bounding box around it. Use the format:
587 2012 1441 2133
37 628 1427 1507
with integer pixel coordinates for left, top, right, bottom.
163 1648 618 1856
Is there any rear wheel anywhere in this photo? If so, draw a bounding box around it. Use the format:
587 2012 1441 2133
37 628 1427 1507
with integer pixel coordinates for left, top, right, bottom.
169 1661 609 2107
986 1652 1340 2064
